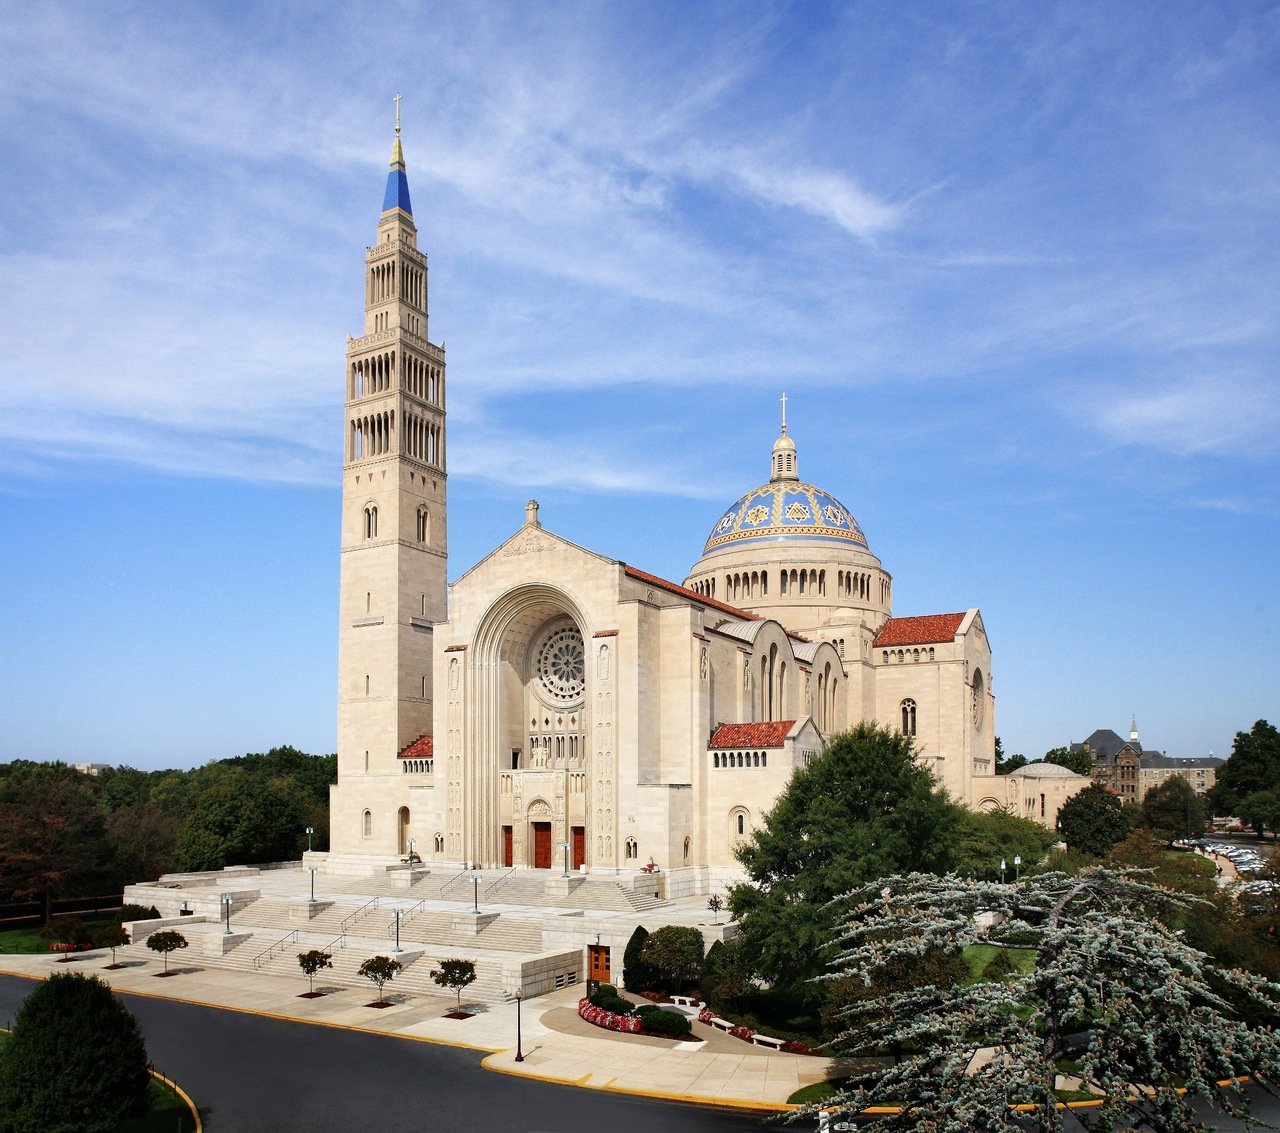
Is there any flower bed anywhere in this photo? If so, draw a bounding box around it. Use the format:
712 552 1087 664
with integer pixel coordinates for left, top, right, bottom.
578 997 642 1034
639 990 671 1003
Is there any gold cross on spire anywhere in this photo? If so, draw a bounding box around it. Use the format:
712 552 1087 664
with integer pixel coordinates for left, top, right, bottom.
394 92 402 135
780 391 788 434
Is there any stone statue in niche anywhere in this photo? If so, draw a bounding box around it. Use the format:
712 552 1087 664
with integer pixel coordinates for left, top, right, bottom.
700 647 708 681
449 656 459 690
598 643 610 681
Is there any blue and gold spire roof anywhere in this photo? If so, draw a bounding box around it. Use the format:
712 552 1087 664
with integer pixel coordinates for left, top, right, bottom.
381 99 413 221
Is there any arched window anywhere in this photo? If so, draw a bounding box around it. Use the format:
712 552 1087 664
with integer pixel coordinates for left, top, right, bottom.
434 832 444 854
625 837 638 860
416 506 429 543
364 504 378 540
761 752 767 768
362 810 372 838
901 698 917 736
713 752 720 768
752 752 760 767
737 813 745 835
683 835 691 861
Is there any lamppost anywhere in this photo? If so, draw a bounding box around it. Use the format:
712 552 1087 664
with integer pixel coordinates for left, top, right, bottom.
305 826 314 854
308 866 317 903
471 872 483 915
560 840 571 878
222 894 233 935
407 838 416 879
514 987 524 1062
1013 854 1022 882
999 858 1007 884
392 908 403 953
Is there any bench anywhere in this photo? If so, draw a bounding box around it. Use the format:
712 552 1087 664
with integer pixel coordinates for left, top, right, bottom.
751 1033 786 1050
671 995 703 1009
709 1016 734 1032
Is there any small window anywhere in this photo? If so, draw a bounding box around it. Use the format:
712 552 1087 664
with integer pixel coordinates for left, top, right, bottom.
416 506 429 543
761 752 767 768
362 810 372 838
713 752 720 768
625 837 638 860
737 813 745 835
901 698 917 736
683 835 691 861
364 504 378 540
434 832 444 854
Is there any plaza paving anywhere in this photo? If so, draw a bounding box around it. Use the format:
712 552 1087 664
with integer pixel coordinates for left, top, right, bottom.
0 945 828 1111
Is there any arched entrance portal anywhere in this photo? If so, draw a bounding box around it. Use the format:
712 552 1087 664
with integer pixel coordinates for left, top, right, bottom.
397 806 410 856
469 586 597 870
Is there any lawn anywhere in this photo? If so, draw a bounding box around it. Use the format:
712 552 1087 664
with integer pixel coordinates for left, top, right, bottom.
962 943 1037 981
0 914 119 955
0 1032 196 1132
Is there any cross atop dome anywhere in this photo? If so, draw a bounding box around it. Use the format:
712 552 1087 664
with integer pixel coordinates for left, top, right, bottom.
771 392 798 482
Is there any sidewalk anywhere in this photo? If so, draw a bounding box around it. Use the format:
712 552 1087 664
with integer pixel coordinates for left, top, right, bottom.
0 950 827 1111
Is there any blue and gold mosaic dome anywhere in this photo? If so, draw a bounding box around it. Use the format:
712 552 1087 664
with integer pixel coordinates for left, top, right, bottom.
702 481 869 555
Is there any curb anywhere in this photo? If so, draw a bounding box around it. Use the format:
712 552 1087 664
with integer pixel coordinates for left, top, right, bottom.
150 1069 203 1133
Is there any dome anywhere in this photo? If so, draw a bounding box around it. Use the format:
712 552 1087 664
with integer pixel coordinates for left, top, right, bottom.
702 480 869 556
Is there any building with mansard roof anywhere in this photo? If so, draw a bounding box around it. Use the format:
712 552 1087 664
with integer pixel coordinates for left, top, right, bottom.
324 125 1077 895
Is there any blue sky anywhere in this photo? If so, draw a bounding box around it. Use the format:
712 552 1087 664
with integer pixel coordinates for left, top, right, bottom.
1 2 1277 770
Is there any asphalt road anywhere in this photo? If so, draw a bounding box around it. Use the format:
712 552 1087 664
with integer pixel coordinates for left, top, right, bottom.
0 974 772 1132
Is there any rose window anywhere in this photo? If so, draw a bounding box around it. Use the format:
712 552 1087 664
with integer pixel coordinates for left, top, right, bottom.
537 627 586 703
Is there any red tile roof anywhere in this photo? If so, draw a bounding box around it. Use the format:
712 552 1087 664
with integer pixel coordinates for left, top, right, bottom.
708 721 796 749
398 734 433 759
623 566 758 622
873 613 967 647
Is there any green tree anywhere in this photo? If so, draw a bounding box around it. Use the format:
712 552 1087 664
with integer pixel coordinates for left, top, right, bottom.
1043 745 1095 776
0 971 150 1133
174 769 305 871
1056 782 1128 856
622 925 653 992
357 955 402 1004
146 929 187 974
640 926 705 993
94 922 129 968
953 808 1056 880
297 949 333 995
40 916 92 961
1210 720 1280 825
728 722 961 992
699 938 752 1015
1238 787 1280 838
1140 775 1208 844
430 958 477 1009
819 870 1280 1132
0 762 109 921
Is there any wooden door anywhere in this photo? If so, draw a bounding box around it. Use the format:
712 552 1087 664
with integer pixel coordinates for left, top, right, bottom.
571 826 586 870
502 826 513 868
533 822 552 869
588 944 611 983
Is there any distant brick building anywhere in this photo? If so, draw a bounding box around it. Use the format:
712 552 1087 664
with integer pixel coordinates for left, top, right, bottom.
1071 720 1223 805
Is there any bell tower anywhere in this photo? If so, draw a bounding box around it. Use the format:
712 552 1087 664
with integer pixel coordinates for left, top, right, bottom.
332 100 447 858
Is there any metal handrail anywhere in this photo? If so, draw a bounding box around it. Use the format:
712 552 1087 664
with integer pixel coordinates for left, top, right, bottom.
339 897 380 933
251 929 299 970
484 868 515 898
439 868 472 896
321 932 347 953
385 900 427 938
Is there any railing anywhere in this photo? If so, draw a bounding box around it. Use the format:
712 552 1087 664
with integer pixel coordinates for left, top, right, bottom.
385 901 427 938
321 932 347 954
339 897 380 933
251 929 299 970
484 868 515 899
440 868 472 896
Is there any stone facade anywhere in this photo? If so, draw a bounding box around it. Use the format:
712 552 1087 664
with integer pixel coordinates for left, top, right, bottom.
326 129 1075 888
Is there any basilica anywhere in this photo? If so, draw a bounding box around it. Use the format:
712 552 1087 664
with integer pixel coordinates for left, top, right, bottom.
326 127 1076 892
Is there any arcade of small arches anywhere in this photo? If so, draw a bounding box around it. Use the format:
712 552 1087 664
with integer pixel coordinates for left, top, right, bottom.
401 758 433 774
351 410 394 461
687 567 886 604
367 256 424 313
713 750 769 768
404 411 442 466
351 350 443 406
883 646 936 664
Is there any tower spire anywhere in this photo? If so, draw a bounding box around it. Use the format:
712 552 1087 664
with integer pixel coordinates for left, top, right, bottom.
382 94 412 224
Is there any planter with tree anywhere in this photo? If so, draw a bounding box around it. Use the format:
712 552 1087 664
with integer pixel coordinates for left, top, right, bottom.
357 954 402 1007
145 929 188 976
297 949 333 997
431 958 478 1017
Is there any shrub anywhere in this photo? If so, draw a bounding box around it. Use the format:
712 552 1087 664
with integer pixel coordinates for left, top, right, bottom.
622 925 652 992
641 925 705 993
637 1006 693 1037
981 948 1020 981
119 904 160 923
588 989 633 1015
0 971 150 1133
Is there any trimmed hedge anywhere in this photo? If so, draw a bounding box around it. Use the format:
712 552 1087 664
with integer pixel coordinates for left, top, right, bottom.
636 1005 693 1037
